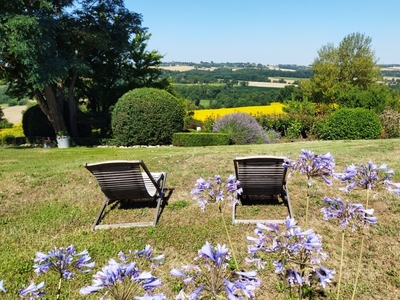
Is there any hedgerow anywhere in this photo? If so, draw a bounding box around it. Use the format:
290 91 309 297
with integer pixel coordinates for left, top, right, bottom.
315 108 382 140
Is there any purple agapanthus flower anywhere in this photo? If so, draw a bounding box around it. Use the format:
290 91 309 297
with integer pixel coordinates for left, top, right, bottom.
321 197 377 231
19 281 45 299
33 245 94 279
118 245 164 269
0 280 5 293
284 149 335 187
191 175 242 211
171 242 260 299
335 161 394 193
247 217 333 289
80 258 164 299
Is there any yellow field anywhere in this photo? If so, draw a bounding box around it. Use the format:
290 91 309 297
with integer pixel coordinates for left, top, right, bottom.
192 102 285 121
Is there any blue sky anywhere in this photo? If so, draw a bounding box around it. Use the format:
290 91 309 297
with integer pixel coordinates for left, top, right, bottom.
125 0 399 66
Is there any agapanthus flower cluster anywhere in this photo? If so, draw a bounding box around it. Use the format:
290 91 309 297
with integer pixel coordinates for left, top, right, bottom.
19 281 45 299
33 245 94 279
80 247 165 300
118 244 165 270
284 149 335 186
335 161 394 193
191 175 242 211
321 197 377 231
247 217 335 289
171 241 260 299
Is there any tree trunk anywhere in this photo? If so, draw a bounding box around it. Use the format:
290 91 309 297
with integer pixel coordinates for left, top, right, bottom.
34 85 67 135
68 72 79 138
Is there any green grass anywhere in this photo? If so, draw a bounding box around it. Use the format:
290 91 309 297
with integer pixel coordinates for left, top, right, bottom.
1 140 400 299
199 99 210 107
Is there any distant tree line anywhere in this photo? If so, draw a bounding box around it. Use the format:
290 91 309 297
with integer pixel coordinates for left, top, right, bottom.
163 67 312 84
174 84 297 108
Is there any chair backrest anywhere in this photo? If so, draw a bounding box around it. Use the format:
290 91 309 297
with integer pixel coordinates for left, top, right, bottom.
234 156 287 196
85 160 159 200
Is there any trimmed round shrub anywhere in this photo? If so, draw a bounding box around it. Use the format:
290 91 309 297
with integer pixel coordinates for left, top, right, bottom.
22 105 54 141
111 88 185 146
212 112 269 144
316 107 382 140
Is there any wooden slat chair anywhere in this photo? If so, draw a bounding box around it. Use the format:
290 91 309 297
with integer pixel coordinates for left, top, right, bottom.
85 160 167 230
232 156 294 224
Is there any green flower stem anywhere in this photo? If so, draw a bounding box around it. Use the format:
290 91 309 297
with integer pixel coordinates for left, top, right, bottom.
221 212 239 270
305 185 310 229
351 188 369 300
351 233 364 300
336 230 345 300
57 276 62 299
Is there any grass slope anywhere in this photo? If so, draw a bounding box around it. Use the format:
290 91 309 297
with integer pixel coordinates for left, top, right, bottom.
0 140 399 299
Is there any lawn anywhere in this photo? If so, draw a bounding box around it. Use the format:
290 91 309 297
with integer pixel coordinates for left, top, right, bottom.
0 139 399 299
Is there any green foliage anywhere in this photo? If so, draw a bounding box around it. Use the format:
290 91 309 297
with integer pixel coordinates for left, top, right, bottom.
282 100 319 138
202 116 215 133
1 1 170 138
336 84 392 114
304 33 381 104
172 133 230 147
173 84 280 108
165 66 312 85
316 108 382 140
212 112 269 145
112 88 185 146
256 113 291 136
379 108 400 138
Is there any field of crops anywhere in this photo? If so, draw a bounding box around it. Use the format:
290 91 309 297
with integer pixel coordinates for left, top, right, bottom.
192 102 285 121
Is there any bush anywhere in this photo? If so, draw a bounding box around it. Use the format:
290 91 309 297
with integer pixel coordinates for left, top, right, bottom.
316 108 382 140
212 112 269 145
22 104 92 143
111 88 185 146
379 108 400 138
22 105 54 141
172 133 230 147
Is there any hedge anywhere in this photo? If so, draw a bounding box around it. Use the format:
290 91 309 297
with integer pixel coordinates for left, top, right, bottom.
172 133 230 147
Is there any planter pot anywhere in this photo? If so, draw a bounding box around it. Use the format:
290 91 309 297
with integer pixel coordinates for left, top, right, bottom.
57 137 71 148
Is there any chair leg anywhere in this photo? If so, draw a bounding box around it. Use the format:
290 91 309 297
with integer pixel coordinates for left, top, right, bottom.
153 196 163 226
153 172 166 226
282 187 294 218
92 198 110 230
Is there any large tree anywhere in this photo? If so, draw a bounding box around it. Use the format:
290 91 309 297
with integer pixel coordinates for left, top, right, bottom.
302 33 382 104
0 0 169 137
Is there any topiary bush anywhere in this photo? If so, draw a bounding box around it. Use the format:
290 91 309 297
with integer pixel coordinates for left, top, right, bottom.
111 88 185 146
22 105 54 141
212 112 269 144
316 107 382 140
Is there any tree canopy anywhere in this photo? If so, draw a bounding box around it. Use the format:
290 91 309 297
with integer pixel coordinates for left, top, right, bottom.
302 33 382 105
0 0 169 137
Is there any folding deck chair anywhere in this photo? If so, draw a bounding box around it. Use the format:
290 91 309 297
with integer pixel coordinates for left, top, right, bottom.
84 160 167 230
232 156 294 224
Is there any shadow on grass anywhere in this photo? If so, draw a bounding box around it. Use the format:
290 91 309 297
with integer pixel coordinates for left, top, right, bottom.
99 188 174 224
